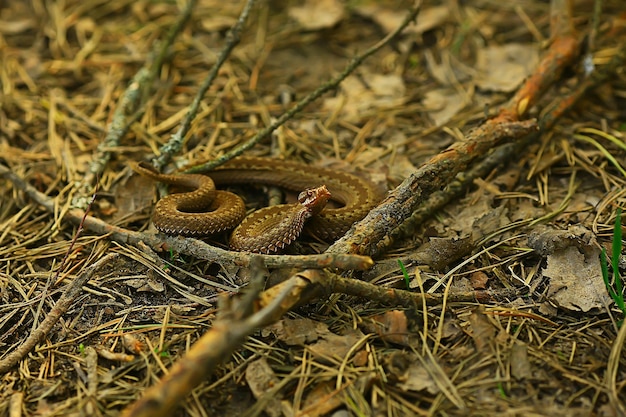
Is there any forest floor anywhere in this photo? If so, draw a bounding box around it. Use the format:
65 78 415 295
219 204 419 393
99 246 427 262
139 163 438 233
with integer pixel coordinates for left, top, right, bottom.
0 1 625 416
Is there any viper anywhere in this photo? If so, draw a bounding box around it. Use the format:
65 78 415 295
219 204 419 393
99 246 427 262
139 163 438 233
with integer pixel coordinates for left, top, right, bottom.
132 157 382 254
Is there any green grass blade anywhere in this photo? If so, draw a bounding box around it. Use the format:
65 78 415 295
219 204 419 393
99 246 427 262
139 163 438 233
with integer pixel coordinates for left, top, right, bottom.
612 209 622 275
397 259 410 289
610 209 625 312
601 248 610 288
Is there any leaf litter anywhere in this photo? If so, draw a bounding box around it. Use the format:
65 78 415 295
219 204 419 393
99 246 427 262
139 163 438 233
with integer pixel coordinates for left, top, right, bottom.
0 1 625 416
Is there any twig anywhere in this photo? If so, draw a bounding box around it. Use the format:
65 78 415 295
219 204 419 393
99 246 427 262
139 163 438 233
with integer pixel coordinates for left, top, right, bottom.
73 0 197 207
326 119 538 256
0 253 119 374
0 162 372 271
120 265 519 416
154 0 258 169
316 270 521 307
185 1 422 173
120 263 305 417
327 11 585 257
375 43 626 257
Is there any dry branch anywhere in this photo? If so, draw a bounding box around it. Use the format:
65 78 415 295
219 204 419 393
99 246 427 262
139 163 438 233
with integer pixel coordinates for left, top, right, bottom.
0 253 118 374
328 28 584 257
73 0 197 207
0 162 373 271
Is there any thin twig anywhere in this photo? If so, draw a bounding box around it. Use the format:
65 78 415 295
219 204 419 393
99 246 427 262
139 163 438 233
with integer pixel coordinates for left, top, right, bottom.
73 0 197 207
120 264 306 417
328 17 584 257
0 253 119 374
0 162 372 271
153 0 258 169
186 1 422 173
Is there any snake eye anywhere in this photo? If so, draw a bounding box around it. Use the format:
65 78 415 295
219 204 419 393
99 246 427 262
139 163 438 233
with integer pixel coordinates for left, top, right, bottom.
297 189 317 205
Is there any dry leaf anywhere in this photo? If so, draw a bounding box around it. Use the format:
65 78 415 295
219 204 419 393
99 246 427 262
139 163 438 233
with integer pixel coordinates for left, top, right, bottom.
300 381 343 417
361 310 409 346
510 342 532 380
288 0 345 30
469 307 495 352
411 237 474 271
397 363 440 394
355 5 449 35
307 329 364 363
245 358 282 417
542 245 608 312
268 318 328 345
323 72 406 123
475 43 539 92
470 271 489 290
422 88 467 126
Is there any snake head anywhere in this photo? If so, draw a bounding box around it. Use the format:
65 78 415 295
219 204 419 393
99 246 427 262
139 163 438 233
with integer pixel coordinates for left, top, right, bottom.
298 185 331 217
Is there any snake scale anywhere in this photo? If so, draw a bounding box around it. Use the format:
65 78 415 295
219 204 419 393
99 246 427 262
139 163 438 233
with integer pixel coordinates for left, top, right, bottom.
132 157 382 254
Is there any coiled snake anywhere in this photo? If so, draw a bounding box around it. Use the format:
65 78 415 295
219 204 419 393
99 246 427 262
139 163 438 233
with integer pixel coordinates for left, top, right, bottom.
132 157 381 254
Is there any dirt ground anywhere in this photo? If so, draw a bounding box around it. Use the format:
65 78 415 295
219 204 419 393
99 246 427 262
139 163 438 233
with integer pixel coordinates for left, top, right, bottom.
0 0 625 416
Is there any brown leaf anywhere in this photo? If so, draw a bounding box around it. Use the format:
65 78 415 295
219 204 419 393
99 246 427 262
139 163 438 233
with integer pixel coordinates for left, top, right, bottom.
245 358 283 417
469 307 495 352
510 342 532 380
288 0 345 30
361 310 409 346
543 245 608 312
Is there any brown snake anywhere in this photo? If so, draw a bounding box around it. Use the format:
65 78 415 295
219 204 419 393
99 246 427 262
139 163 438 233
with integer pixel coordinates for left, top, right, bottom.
132 157 382 254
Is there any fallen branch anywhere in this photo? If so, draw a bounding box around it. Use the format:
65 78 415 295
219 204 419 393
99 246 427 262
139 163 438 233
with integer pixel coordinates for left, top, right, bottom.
328 12 583 257
120 266 514 417
73 0 197 207
0 253 119 374
0 162 373 271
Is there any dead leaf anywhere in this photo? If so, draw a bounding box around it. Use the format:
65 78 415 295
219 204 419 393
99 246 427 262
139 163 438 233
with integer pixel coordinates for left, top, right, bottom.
288 0 345 30
542 245 609 312
116 171 154 224
440 319 463 341
360 310 409 346
268 318 328 346
422 88 467 126
355 5 449 36
510 342 532 380
470 271 489 290
245 358 282 417
307 329 364 363
300 381 343 417
323 72 406 123
397 363 440 394
475 43 539 92
469 307 495 352
124 275 164 293
528 225 596 256
384 351 440 394
471 205 510 243
411 237 474 271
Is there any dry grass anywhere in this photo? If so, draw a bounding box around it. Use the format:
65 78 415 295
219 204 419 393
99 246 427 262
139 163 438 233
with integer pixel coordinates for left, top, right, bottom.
0 0 625 416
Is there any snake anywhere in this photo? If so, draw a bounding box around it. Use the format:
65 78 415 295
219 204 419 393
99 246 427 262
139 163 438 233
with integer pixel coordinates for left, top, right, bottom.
132 157 382 254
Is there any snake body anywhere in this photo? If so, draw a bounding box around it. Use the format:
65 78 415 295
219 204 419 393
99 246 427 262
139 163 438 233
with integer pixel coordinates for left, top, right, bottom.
133 157 381 253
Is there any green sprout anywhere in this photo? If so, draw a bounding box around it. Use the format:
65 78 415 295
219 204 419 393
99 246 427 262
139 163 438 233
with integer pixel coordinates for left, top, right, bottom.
600 208 625 326
397 259 411 290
